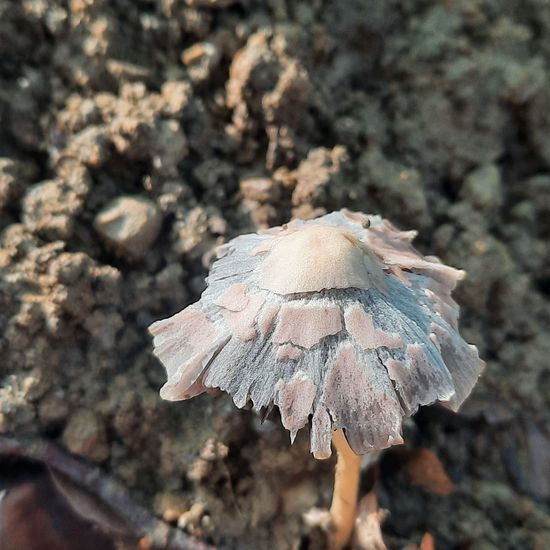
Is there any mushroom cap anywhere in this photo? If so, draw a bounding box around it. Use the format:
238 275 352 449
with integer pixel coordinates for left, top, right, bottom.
149 210 484 458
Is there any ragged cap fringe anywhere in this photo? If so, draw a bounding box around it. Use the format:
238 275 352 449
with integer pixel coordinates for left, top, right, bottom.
149 210 484 458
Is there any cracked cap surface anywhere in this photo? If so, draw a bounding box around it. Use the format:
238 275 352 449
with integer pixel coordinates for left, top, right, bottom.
149 210 484 458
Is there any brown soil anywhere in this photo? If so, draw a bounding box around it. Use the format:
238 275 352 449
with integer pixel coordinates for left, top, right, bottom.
1 1 550 549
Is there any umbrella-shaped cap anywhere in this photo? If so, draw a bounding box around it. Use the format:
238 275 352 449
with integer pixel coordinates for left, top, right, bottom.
149 210 484 458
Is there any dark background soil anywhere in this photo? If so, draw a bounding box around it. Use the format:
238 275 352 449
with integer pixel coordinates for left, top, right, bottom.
1 1 550 549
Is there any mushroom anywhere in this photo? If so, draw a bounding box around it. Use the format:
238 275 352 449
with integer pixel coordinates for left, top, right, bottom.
149 209 484 549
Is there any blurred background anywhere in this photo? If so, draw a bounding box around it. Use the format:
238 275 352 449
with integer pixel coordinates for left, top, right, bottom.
1 1 549 549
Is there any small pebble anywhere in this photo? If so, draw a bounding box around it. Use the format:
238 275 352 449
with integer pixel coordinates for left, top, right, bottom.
94 196 162 259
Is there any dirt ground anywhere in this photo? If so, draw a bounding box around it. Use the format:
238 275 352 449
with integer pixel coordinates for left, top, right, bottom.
1 1 550 549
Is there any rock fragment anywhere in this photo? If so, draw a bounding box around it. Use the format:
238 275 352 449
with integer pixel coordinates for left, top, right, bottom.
94 196 162 259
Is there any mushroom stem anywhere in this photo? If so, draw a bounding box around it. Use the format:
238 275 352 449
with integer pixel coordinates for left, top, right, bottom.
330 429 361 549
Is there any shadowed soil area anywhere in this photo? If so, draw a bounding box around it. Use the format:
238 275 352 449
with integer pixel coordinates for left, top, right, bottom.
1 1 550 548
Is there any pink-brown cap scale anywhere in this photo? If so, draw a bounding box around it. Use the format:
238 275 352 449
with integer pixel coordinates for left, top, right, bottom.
149 210 484 459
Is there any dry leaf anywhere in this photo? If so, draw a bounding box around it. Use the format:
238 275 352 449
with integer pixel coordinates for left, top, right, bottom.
405 449 455 496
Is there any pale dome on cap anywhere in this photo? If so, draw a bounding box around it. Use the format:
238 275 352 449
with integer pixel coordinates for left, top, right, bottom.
149 210 484 459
